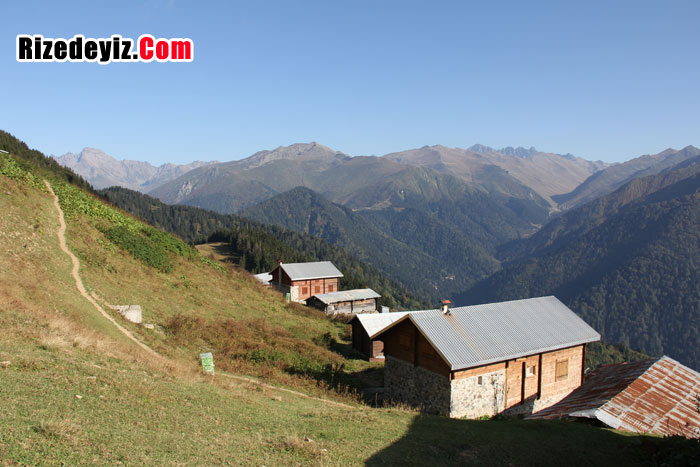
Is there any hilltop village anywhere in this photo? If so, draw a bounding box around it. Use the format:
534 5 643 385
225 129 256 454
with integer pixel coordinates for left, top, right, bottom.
253 260 700 438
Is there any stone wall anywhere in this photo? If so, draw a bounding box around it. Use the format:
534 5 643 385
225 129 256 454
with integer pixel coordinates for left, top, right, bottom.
450 370 506 418
385 356 451 415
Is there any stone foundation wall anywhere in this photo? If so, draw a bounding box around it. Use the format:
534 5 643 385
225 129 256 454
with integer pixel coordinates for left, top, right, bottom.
385 356 450 415
503 384 578 416
450 370 506 418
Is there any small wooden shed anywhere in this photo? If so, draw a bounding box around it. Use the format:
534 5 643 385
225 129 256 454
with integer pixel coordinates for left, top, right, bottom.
348 311 410 361
307 288 381 315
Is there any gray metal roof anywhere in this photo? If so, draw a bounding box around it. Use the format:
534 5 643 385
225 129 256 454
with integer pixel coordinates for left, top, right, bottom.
253 272 272 284
312 288 380 305
279 261 343 281
376 296 600 371
352 311 412 338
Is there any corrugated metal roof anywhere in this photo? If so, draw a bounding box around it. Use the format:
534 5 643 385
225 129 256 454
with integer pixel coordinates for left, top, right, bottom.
531 356 700 438
279 261 343 280
351 312 413 338
312 288 380 305
253 272 272 284
376 296 600 371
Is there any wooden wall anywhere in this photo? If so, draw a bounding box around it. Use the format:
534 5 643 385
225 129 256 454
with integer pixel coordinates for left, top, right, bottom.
382 320 450 377
290 277 339 300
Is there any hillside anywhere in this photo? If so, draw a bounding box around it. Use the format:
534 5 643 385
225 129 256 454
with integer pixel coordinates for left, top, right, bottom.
553 145 700 209
384 144 607 205
459 161 700 371
0 142 696 465
54 147 215 192
98 186 426 310
242 187 500 302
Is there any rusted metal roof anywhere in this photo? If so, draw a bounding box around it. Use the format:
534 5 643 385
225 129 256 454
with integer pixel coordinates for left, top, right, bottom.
530 356 700 438
312 288 380 305
375 296 600 371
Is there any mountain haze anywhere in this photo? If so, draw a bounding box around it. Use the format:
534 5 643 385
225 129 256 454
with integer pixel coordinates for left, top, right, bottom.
384 144 608 205
53 147 215 192
552 146 700 209
150 142 607 212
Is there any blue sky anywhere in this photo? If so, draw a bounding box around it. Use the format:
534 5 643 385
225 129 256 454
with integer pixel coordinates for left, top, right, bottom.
1 1 698 165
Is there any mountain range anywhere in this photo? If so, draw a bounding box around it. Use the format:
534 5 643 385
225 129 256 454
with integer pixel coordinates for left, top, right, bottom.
51 138 700 369
53 147 215 192
459 156 700 370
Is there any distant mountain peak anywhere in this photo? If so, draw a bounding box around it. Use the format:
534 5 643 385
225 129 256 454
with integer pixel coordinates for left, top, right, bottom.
237 142 350 169
53 148 215 192
468 144 539 158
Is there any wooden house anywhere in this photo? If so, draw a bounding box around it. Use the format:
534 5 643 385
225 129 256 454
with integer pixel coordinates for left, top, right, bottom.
530 355 700 438
270 261 343 303
373 296 600 419
348 311 410 361
307 288 381 315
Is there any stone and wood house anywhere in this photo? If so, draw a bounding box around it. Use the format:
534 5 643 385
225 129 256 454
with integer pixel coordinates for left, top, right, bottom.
373 296 600 419
269 261 343 303
307 288 381 315
348 311 410 361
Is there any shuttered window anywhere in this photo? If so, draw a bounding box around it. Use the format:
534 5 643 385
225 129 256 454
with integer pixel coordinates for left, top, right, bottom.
555 359 568 381
315 285 321 294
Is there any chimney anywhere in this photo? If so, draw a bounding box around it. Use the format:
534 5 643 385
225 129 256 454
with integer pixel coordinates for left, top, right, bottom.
440 299 452 315
277 259 283 265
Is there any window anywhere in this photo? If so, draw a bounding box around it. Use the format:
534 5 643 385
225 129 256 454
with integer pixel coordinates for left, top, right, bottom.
315 285 321 294
328 284 335 292
301 286 308 296
399 332 411 349
526 365 536 377
555 359 568 381
477 376 483 385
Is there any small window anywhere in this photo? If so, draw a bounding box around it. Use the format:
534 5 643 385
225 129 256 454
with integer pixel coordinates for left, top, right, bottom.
555 359 568 381
399 332 411 348
328 284 335 292
526 365 536 377
477 376 483 385
301 286 308 296
315 285 321 294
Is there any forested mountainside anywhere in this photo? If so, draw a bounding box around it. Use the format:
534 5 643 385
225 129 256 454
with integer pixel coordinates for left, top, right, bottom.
242 187 504 302
552 145 700 209
99 186 426 310
0 130 92 190
459 161 700 371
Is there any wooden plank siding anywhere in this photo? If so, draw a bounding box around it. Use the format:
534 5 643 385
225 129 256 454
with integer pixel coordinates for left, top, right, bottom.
382 319 451 377
290 278 338 301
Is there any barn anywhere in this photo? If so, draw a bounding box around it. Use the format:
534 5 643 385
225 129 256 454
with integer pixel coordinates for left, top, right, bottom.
269 261 343 303
373 296 600 418
530 355 700 438
307 288 381 315
348 311 410 361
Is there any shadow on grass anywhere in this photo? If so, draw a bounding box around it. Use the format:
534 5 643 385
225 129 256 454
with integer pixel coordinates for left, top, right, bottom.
364 414 700 467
